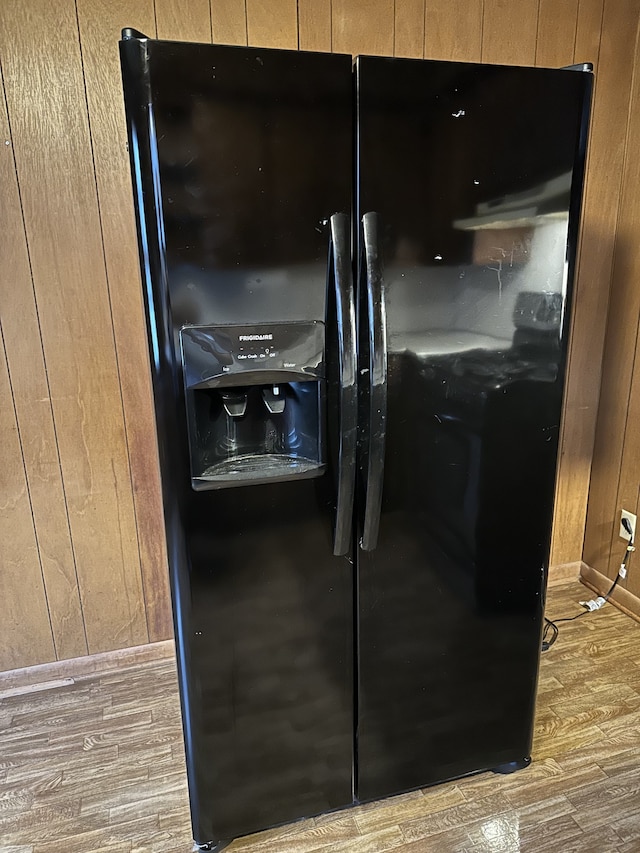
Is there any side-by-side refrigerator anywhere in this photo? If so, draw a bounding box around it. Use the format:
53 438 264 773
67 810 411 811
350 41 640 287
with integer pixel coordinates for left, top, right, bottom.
120 31 592 851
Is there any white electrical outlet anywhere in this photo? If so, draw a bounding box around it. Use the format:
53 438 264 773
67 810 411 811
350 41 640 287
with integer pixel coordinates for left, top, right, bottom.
620 509 637 542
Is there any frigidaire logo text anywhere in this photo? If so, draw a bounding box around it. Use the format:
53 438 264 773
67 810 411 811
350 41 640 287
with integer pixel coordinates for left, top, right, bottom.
238 334 273 341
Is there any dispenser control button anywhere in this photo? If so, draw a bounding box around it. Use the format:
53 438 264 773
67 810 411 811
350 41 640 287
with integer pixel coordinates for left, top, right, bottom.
221 391 248 418
262 385 286 414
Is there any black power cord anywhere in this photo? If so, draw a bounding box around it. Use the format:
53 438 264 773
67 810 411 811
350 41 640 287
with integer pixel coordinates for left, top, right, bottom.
542 517 635 651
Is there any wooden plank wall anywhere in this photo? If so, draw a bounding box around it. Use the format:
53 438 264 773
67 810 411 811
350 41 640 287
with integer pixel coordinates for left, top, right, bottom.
0 0 637 671
583 16 640 594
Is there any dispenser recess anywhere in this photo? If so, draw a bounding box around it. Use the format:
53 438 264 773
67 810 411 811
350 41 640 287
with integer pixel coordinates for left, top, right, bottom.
180 322 326 490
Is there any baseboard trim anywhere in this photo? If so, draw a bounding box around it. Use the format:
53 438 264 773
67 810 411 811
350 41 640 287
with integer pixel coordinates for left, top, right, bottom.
0 639 176 690
580 563 640 624
548 561 583 587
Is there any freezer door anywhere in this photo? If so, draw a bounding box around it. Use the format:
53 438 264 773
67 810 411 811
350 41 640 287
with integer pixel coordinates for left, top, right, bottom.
120 35 355 846
355 56 591 801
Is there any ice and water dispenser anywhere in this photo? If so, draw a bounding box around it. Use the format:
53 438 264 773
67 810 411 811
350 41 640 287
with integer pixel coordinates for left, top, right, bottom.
180 322 326 489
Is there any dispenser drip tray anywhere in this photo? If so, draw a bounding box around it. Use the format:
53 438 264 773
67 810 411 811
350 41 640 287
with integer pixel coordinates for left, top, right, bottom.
193 454 325 490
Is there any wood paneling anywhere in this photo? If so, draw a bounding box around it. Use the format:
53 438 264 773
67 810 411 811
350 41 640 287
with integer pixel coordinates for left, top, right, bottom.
482 0 539 64
0 68 87 661
211 0 248 45
0 0 637 670
425 0 483 61
246 0 297 49
299 0 332 52
155 0 212 42
535 0 579 66
547 0 605 570
332 0 394 56
75 0 172 643
0 0 147 657
0 332 55 669
395 0 425 59
563 0 640 570
574 0 605 63
546 5 607 571
602 28 640 587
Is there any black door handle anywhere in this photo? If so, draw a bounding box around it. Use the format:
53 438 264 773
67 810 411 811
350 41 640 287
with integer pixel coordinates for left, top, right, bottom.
329 213 357 556
360 211 387 551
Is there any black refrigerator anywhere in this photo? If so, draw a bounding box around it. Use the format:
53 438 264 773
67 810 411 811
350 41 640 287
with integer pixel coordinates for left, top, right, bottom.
120 31 591 851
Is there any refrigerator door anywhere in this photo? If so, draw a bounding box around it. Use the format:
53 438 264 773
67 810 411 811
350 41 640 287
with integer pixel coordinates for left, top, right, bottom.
355 56 591 801
121 36 355 846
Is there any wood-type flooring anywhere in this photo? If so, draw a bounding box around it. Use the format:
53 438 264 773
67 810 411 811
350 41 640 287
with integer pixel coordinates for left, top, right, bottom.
1 581 640 852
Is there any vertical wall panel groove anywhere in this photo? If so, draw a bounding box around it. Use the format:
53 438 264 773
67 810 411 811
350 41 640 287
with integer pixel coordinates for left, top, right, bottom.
0 62 88 665
247 0 298 48
298 0 331 52
482 0 540 64
535 0 579 67
394 0 424 59
76 0 173 644
532 0 583 573
583 12 640 582
611 304 640 592
0 324 57 669
155 0 212 42
332 0 394 56
211 0 248 45
549 0 605 570
425 0 483 61
0 321 56 645
74 0 150 644
557 0 640 569
574 0 605 63
0 0 148 658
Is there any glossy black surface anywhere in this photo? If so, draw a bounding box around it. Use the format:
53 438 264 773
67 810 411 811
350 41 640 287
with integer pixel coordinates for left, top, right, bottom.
121 33 592 847
355 56 591 801
327 213 358 556
121 36 354 846
180 322 325 388
359 211 388 551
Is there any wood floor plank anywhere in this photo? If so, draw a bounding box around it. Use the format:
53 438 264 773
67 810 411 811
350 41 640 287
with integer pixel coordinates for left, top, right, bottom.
503 764 608 809
611 807 640 846
399 792 511 842
456 758 565 802
519 813 623 853
555 740 639 775
234 815 362 853
354 786 465 834
27 815 158 852
0 641 174 692
566 766 640 832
